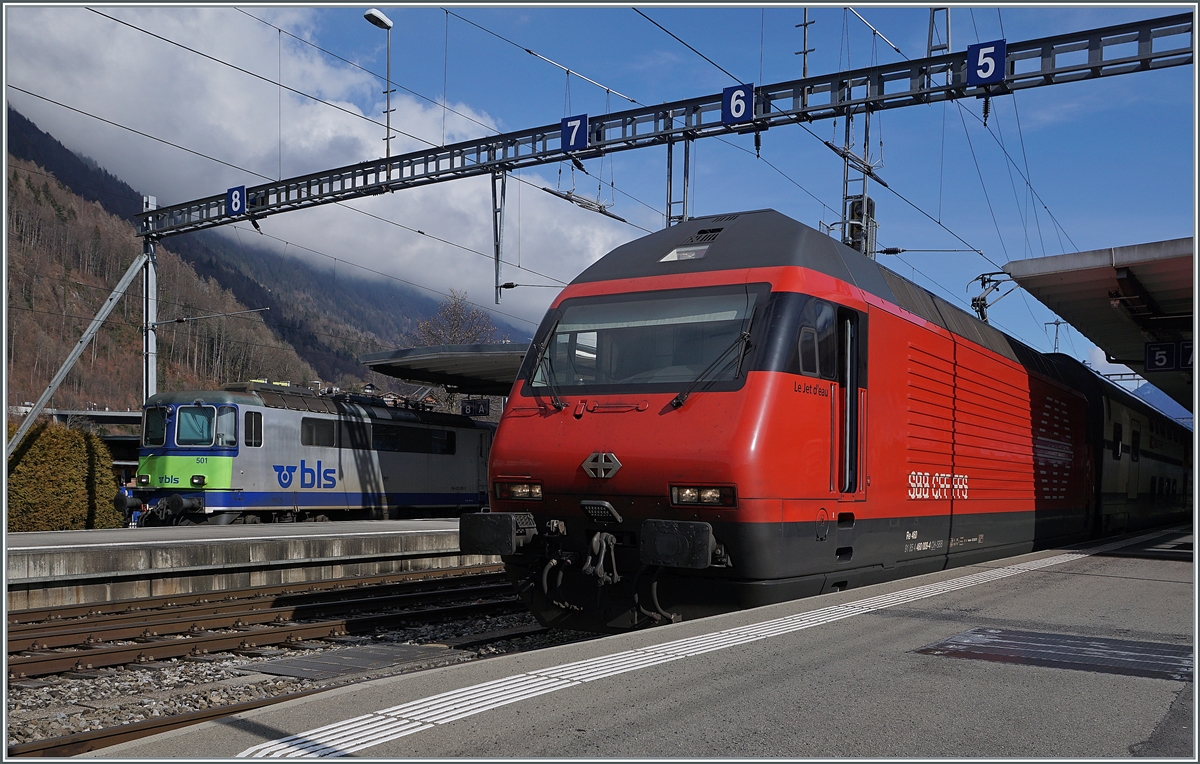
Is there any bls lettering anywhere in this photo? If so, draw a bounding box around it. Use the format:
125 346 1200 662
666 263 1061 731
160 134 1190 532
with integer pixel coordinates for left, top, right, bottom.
273 460 336 489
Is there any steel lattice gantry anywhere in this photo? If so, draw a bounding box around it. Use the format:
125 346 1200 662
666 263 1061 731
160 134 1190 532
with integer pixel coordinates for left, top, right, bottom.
134 12 1192 240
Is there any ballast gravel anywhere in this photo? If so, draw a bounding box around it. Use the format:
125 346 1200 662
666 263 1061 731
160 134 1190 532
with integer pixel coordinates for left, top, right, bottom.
6 612 591 747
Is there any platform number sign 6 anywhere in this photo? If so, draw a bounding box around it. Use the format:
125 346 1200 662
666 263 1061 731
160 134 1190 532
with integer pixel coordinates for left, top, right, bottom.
967 40 1006 87
226 185 246 216
722 84 754 126
561 114 588 152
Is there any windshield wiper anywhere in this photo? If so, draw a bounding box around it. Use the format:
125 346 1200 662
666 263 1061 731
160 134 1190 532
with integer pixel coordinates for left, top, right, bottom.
532 339 567 410
670 331 753 409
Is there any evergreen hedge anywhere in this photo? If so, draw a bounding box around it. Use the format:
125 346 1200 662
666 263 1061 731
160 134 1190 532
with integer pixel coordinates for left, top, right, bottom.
7 419 123 532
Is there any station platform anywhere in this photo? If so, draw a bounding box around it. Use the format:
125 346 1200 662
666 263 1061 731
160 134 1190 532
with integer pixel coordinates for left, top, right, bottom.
6 521 497 610
89 526 1193 758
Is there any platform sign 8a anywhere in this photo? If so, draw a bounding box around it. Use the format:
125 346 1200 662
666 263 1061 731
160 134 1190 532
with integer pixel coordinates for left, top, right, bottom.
226 185 247 216
966 39 1006 86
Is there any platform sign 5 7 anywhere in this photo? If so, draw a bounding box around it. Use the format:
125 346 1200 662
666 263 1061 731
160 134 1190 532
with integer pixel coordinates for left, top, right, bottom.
1145 341 1192 371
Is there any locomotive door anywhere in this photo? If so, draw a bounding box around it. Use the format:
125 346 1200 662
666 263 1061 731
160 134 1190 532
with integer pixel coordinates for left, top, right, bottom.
477 430 491 504
1127 420 1141 499
836 307 866 501
831 306 865 570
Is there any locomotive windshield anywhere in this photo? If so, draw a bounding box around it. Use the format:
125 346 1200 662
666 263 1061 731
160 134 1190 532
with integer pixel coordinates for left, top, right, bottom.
527 284 765 395
175 405 238 447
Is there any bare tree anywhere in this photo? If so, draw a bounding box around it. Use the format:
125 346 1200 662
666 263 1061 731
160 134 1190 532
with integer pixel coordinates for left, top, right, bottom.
413 291 505 414
415 290 502 346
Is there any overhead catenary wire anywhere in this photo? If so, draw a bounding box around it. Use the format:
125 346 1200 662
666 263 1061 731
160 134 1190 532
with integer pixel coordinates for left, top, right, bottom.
6 83 573 297
632 7 1062 351
846 7 1076 257
7 305 394 360
227 222 547 327
86 8 435 154
850 8 1054 347
444 8 640 105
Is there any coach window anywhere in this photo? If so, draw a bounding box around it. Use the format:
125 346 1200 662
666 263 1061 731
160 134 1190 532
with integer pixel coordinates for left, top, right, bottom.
215 406 238 447
143 407 167 447
1111 423 1123 460
1130 429 1141 463
244 411 263 448
301 417 337 447
177 406 215 446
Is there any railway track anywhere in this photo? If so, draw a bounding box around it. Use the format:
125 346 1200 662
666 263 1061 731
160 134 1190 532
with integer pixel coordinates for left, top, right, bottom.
8 563 587 757
7 564 515 678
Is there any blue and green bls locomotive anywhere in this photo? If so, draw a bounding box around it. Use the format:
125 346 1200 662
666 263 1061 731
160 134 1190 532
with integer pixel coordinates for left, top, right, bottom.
116 382 493 525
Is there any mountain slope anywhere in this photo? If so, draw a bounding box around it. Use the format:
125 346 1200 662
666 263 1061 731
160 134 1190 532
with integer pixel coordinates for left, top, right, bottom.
6 107 528 387
6 155 316 410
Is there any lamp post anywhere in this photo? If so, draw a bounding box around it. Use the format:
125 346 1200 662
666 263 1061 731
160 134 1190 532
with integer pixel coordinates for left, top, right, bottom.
364 8 394 158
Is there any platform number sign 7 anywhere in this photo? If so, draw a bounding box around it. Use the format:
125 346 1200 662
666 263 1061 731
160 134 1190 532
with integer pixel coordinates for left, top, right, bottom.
561 114 588 152
1181 342 1193 370
966 39 1006 86
722 84 754 126
226 185 246 216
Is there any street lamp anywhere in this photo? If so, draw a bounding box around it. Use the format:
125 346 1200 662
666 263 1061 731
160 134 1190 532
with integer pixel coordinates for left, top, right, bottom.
364 8 394 158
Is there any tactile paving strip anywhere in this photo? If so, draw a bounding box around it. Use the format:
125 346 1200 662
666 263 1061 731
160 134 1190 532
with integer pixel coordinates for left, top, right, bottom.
916 627 1193 681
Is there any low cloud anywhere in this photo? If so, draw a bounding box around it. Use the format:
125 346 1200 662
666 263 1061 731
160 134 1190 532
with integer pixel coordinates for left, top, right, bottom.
5 6 638 328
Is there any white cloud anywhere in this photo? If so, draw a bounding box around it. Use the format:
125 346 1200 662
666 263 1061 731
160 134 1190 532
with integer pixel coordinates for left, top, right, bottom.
5 6 639 331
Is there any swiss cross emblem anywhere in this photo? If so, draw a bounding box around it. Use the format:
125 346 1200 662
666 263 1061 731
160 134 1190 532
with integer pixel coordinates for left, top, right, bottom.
582 452 622 479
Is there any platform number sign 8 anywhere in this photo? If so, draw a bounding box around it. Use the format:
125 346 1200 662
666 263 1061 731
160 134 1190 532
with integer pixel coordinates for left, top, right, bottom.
966 39 1006 87
226 185 247 216
561 114 588 152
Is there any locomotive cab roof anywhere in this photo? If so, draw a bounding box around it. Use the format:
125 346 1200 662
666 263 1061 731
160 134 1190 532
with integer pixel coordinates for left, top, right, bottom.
571 208 894 302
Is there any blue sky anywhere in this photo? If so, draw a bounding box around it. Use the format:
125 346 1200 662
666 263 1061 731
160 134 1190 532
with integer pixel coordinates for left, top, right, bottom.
4 5 1194 376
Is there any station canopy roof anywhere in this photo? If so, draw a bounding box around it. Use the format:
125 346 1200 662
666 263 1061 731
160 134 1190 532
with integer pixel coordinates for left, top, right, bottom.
1002 238 1193 413
360 343 531 397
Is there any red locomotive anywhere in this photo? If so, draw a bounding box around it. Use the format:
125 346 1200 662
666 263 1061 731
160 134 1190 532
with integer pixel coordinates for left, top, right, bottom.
462 209 1191 632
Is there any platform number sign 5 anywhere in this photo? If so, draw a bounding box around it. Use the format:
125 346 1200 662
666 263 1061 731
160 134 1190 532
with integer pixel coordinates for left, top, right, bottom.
722 84 754 126
561 114 588 152
226 185 246 216
966 39 1006 86
1145 341 1179 371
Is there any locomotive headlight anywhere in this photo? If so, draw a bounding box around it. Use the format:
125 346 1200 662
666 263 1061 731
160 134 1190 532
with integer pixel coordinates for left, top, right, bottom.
670 485 736 507
190 475 206 487
136 474 150 486
495 481 543 501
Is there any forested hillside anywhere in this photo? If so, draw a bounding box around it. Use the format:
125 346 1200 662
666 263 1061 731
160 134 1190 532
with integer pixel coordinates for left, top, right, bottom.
6 155 317 410
5 107 528 389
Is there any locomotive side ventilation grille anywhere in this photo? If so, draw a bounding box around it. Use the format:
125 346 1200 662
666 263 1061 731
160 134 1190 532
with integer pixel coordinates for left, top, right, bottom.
1034 396 1074 501
703 214 740 223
